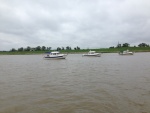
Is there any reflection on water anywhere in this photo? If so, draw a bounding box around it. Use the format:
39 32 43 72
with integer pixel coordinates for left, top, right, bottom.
0 53 150 113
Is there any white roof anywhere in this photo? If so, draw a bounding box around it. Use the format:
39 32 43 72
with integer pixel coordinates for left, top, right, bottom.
89 51 96 53
51 51 60 53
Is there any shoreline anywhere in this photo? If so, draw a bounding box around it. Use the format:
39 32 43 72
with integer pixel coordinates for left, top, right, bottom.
0 47 150 55
0 51 150 55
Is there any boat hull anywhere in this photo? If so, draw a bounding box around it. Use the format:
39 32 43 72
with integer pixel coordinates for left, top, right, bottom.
44 51 67 59
119 50 134 55
82 54 101 57
119 53 133 55
82 51 101 57
44 56 66 59
119 52 134 55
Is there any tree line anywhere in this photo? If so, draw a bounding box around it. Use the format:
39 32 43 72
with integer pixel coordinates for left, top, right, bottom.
56 46 80 51
10 46 80 52
110 42 150 48
9 42 150 52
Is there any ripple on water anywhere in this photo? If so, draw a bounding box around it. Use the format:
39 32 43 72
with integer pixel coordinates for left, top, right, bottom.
0 54 150 113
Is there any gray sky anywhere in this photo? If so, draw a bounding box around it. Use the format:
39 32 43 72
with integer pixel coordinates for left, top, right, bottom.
0 0 150 50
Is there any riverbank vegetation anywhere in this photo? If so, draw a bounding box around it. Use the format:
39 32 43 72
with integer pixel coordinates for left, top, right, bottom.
0 43 150 55
0 47 150 55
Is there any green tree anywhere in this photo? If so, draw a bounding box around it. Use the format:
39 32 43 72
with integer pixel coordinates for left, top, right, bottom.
42 46 46 51
122 43 130 47
66 46 71 50
18 47 24 51
47 47 51 51
62 47 64 50
57 47 61 51
138 43 149 47
36 46 41 51
26 46 31 51
77 46 80 50
66 46 69 50
116 42 121 48
10 48 16 52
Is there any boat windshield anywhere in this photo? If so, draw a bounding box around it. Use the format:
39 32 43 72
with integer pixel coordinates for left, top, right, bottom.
89 51 95 54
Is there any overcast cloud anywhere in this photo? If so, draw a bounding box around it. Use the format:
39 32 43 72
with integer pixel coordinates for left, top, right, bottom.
0 0 150 50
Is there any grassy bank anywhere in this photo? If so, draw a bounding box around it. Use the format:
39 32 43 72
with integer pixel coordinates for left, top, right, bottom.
60 47 150 53
0 47 150 55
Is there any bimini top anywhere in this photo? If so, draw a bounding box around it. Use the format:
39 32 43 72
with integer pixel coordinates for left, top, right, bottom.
88 51 96 53
51 51 60 54
45 51 60 54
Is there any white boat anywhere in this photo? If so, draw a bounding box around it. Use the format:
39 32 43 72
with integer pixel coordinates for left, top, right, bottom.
119 49 134 55
82 51 101 57
44 51 67 59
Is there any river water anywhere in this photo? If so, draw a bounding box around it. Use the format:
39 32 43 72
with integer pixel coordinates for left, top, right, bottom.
0 53 150 113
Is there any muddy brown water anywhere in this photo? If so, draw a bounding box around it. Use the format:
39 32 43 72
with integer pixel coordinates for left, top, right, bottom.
0 53 150 113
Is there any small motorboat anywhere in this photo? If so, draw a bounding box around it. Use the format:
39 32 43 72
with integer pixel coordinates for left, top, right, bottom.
82 51 101 57
119 50 134 55
44 51 67 59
